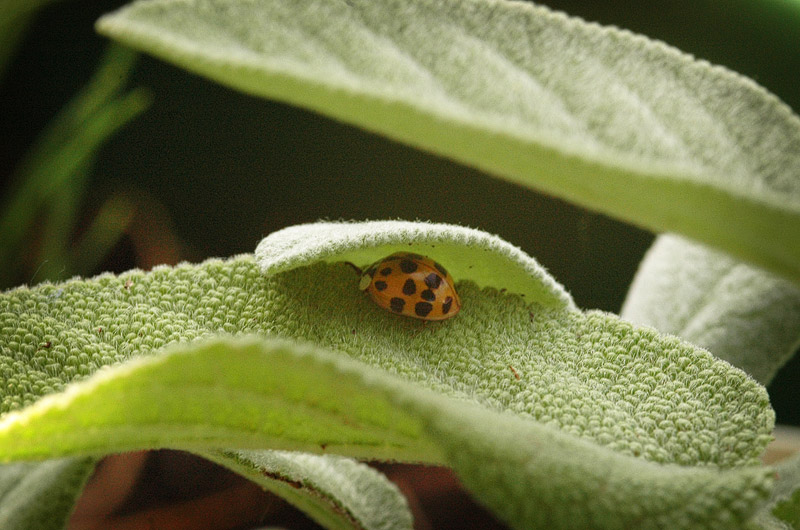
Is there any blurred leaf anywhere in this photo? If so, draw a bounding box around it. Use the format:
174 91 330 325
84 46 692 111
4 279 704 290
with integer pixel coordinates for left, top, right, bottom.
0 45 150 287
774 489 800 529
752 451 800 529
36 160 94 283
0 0 61 78
70 193 137 274
0 457 95 530
0 11 33 79
621 234 800 385
204 450 414 530
96 0 800 282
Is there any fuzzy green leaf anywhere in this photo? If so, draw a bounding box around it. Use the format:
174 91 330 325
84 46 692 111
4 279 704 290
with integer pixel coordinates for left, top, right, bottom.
0 221 773 465
0 221 777 528
255 220 574 309
0 336 436 461
424 395 775 530
752 451 800 529
772 454 800 529
621 234 800 385
203 450 413 530
0 337 775 529
95 0 800 282
0 458 95 530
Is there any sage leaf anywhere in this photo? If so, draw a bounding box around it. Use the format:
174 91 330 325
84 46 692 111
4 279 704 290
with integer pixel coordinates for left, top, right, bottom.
255 220 574 309
0 221 772 464
423 395 774 530
203 450 413 530
0 458 95 530
0 221 777 528
621 234 800 385
0 337 775 529
96 0 800 282
752 450 800 530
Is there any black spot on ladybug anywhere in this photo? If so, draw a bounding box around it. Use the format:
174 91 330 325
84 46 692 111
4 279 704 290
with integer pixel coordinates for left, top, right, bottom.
442 296 453 314
402 279 416 295
415 301 433 317
390 297 405 313
374 280 388 291
434 261 448 276
400 259 418 273
366 266 377 277
420 289 435 301
424 273 442 289
380 267 392 276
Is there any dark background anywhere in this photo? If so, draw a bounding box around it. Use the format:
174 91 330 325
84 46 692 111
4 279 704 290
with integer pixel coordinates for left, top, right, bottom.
1 0 798 430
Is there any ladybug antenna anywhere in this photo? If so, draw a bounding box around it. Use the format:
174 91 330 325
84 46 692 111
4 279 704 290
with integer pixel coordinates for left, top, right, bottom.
343 261 362 275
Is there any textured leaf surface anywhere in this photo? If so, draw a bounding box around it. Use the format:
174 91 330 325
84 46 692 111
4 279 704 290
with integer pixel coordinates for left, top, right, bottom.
95 0 800 282
255 220 574 309
203 450 413 530
0 337 435 461
425 396 774 530
0 338 775 529
0 458 95 530
621 234 800 385
0 221 777 528
0 221 773 465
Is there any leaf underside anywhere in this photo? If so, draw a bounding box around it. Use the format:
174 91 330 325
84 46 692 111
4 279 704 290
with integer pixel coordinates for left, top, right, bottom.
0 458 95 530
95 0 800 282
255 220 575 309
202 450 414 530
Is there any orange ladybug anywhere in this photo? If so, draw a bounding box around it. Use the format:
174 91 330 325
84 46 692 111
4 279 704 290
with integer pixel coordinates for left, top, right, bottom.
358 252 461 321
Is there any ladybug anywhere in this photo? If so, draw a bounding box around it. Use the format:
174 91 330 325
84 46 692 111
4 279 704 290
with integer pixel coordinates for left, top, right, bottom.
358 252 461 321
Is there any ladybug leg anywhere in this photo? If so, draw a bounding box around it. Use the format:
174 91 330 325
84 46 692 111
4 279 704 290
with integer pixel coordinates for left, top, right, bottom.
408 319 429 338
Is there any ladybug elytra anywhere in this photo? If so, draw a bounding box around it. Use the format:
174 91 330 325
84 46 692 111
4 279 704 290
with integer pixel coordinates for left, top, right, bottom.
358 252 461 321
